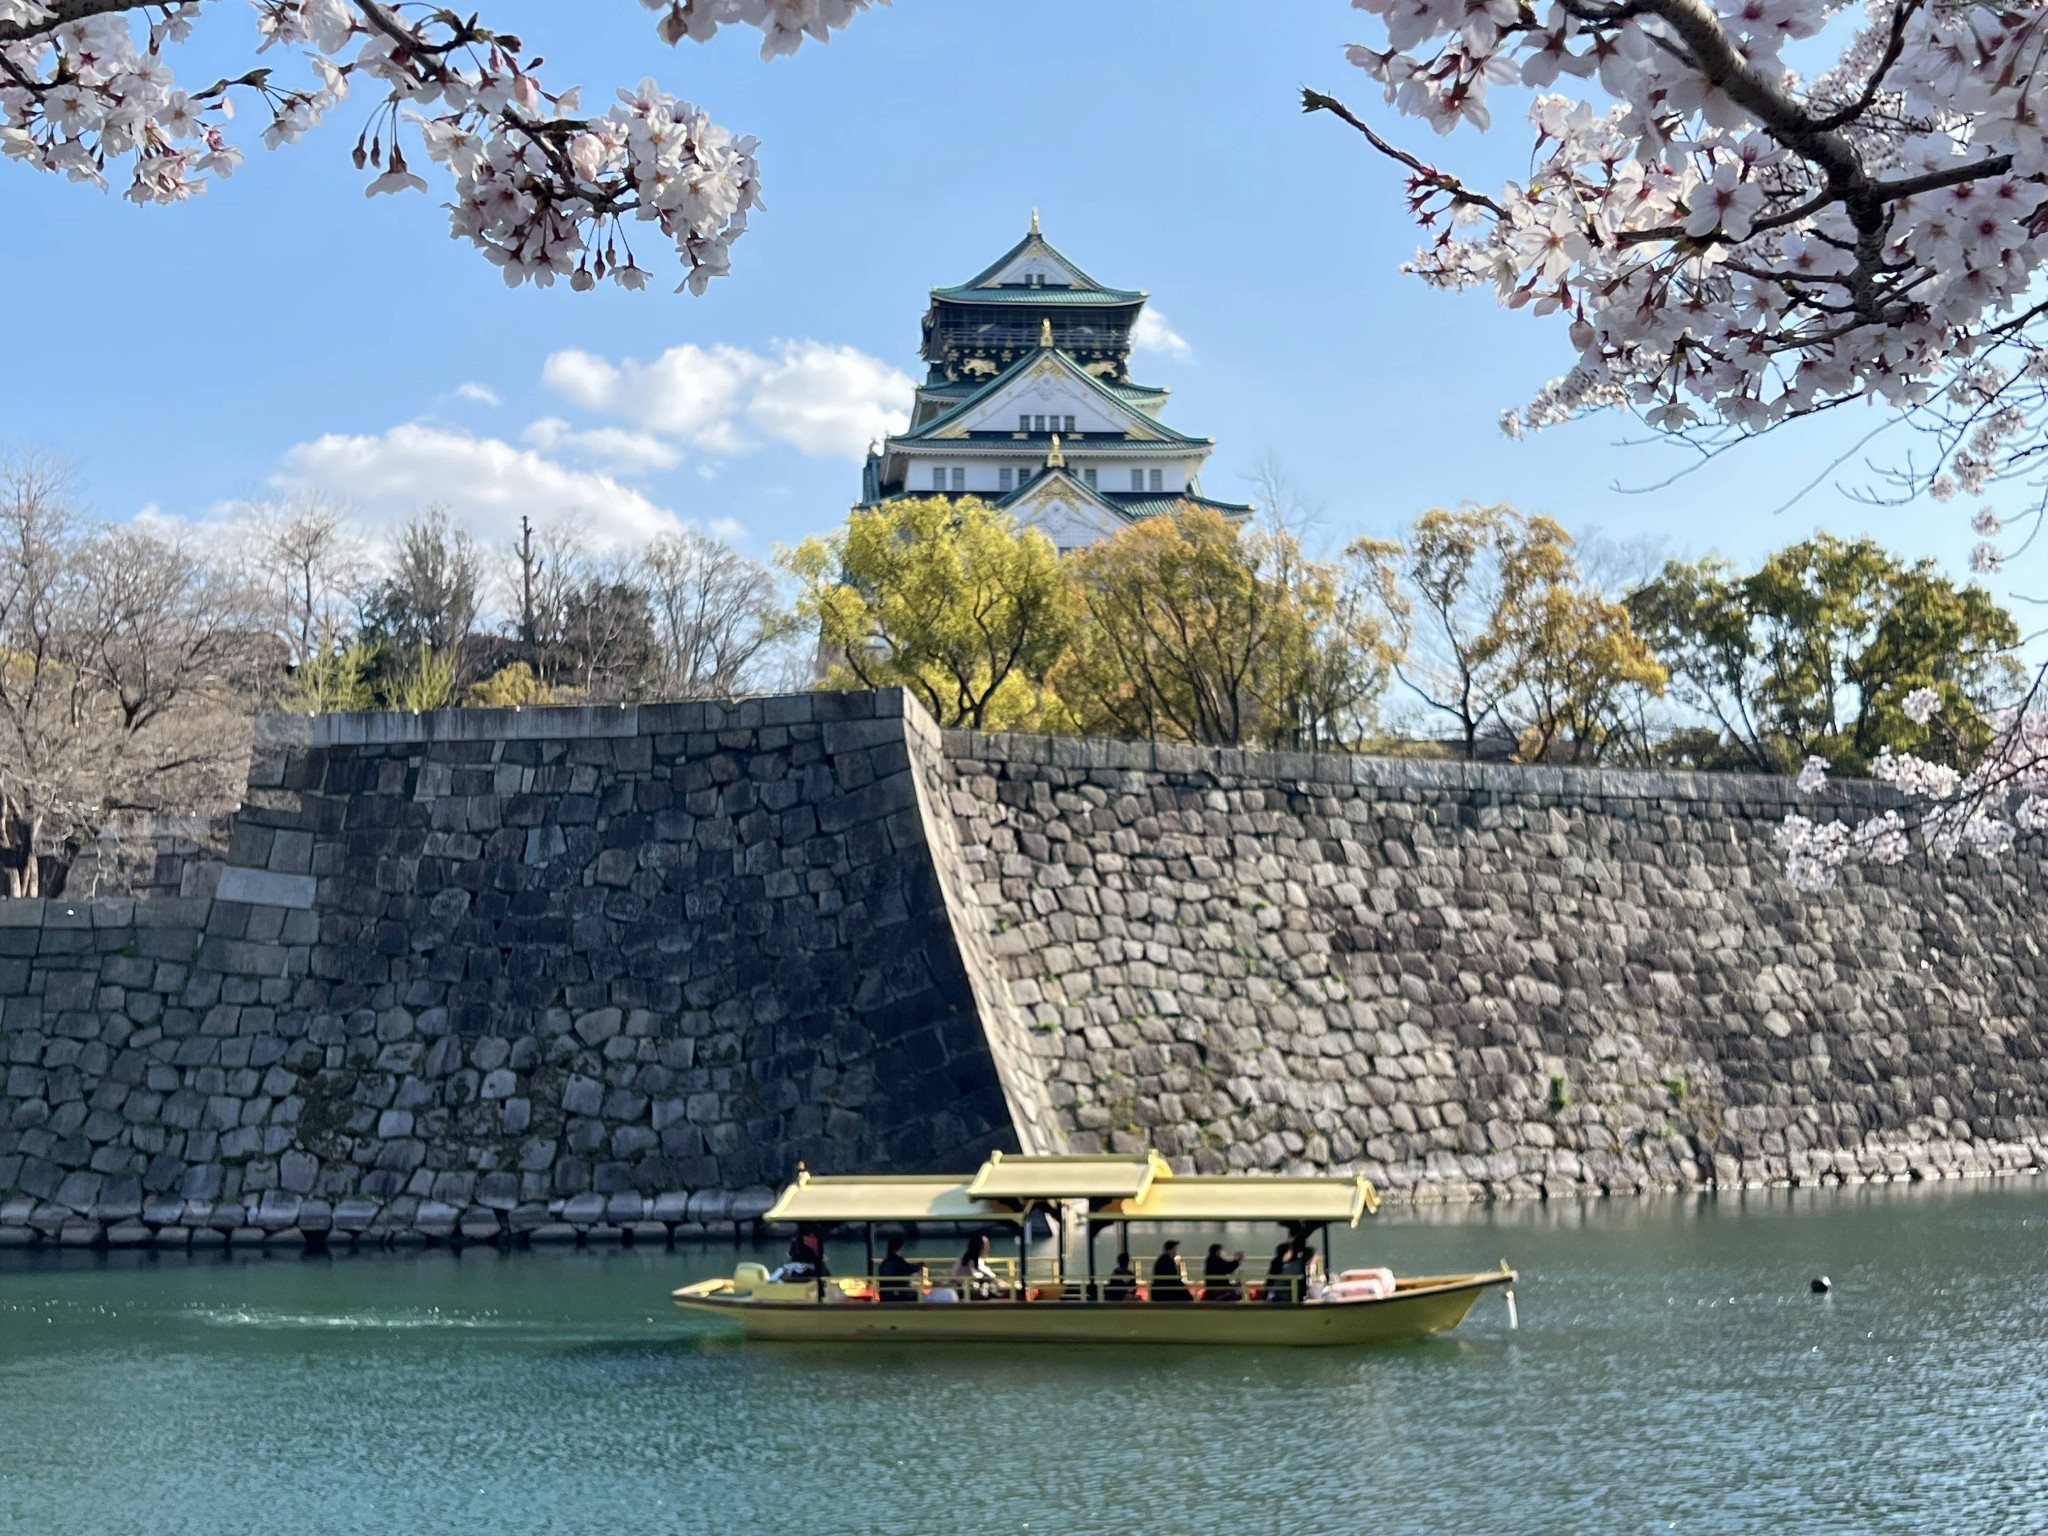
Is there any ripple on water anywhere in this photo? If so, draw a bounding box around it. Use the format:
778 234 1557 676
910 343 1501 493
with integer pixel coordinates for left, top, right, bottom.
0 1181 2044 1536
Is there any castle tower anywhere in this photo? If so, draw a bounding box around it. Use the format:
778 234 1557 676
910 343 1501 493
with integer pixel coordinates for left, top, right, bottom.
859 220 1252 551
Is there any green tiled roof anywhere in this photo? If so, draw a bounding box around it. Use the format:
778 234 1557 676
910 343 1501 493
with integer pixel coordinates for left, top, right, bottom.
893 347 1206 447
1106 492 1255 519
946 229 1134 297
931 285 1143 306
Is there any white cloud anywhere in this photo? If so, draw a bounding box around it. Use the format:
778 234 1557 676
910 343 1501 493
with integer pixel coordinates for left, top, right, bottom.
1134 307 1192 360
454 382 502 407
522 417 683 474
541 339 911 462
746 342 912 459
273 422 689 552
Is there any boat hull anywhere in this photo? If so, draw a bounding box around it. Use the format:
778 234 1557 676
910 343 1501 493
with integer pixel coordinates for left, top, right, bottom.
673 1273 1509 1346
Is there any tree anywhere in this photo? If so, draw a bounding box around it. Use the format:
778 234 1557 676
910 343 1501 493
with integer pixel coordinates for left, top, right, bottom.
363 507 484 666
783 497 1075 731
1382 504 1575 760
0 453 262 896
2 2 877 293
237 492 366 667
1630 536 2021 776
641 529 791 701
1058 505 1399 749
1314 0 2048 526
495 524 655 700
1508 583 1668 765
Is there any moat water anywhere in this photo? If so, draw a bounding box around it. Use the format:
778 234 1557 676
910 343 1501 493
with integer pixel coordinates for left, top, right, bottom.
1 1181 2043 1535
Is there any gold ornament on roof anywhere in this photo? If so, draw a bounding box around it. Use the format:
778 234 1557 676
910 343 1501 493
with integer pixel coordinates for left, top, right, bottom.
1046 434 1066 468
1031 206 1040 234
1040 317 1054 348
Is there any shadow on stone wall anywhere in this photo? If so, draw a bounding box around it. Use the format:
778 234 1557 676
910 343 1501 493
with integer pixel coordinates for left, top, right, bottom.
1 691 1016 1253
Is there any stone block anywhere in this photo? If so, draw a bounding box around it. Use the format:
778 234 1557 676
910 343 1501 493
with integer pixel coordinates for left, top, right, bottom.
213 868 317 910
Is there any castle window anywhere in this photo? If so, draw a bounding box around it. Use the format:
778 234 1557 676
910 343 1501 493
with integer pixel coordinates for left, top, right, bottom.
1082 468 1097 488
999 468 1014 491
1149 469 1163 491
932 467 947 491
952 467 966 491
1033 415 1046 433
1018 414 1030 432
1130 468 1145 491
1064 416 1076 433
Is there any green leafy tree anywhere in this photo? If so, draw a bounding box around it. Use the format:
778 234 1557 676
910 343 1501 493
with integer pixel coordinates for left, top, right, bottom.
1509 583 1668 765
1381 503 1660 762
782 497 1075 730
378 644 458 713
1629 536 2022 775
1058 505 1399 748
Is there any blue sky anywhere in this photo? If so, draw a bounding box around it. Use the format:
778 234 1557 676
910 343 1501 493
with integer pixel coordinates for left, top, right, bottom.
0 0 2013 605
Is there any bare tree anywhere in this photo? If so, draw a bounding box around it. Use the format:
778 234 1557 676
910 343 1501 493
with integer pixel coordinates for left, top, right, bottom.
1246 453 1328 546
237 493 370 666
0 454 261 897
642 530 791 701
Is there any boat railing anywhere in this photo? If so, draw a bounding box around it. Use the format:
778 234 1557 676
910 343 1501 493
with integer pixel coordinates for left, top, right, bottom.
834 1256 1315 1306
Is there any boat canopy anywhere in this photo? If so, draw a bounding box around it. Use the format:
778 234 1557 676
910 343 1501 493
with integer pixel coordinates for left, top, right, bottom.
1092 1175 1381 1228
761 1155 1380 1227
763 1174 996 1224
966 1151 1169 1202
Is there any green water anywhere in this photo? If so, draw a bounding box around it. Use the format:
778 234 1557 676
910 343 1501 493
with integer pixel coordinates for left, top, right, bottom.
2 1182 2044 1536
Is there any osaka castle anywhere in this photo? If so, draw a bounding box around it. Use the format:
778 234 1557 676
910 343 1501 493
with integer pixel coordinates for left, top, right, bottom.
859 216 1253 550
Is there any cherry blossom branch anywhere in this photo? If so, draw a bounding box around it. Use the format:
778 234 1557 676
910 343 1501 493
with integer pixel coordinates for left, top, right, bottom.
1302 86 1507 218
2 0 883 289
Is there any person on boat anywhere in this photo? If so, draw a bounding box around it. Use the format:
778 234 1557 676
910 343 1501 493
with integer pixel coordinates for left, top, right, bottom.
1290 1242 1325 1300
1263 1240 1297 1304
1201 1243 1244 1302
952 1233 1005 1301
1150 1240 1192 1304
876 1235 918 1305
1103 1252 1138 1302
778 1229 828 1282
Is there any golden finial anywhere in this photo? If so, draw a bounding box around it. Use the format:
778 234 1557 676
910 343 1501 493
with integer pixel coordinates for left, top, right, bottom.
1030 206 1040 235
1046 433 1066 469
1040 317 1054 348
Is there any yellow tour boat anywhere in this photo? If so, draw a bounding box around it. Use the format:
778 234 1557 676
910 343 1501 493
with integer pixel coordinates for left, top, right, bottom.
672 1151 1516 1346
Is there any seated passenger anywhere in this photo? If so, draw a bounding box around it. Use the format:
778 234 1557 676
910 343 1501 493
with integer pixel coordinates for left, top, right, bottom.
1263 1240 1296 1304
1202 1243 1244 1302
1150 1239 1192 1304
1103 1252 1138 1302
1293 1243 1323 1300
876 1235 918 1304
774 1229 828 1283
952 1233 1006 1300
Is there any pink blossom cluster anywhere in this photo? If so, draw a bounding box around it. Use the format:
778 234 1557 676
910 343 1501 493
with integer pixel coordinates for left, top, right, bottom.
1341 0 2048 481
1777 695 2048 891
0 0 880 290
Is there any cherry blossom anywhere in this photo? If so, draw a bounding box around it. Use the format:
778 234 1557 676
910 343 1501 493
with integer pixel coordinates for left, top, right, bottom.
1317 0 2048 524
1 1 881 291
1777 697 2048 890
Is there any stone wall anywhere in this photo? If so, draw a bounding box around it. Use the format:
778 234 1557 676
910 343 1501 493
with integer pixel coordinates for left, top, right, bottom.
0 692 1015 1251
4 691 2046 1251
932 732 2048 1200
